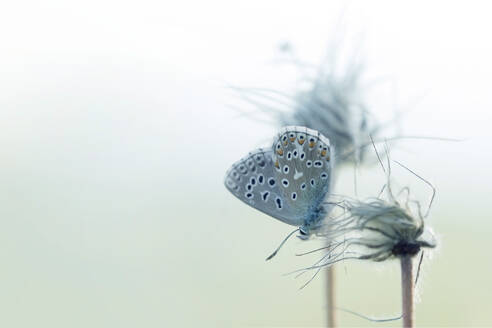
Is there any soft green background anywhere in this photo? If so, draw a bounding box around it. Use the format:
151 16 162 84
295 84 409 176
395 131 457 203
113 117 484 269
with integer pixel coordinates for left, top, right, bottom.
1 0 491 327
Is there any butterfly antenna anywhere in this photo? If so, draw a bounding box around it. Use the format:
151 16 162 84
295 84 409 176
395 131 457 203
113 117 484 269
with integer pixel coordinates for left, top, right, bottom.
266 228 300 261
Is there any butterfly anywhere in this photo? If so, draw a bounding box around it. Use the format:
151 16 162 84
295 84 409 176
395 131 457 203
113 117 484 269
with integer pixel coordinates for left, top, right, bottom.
224 126 334 259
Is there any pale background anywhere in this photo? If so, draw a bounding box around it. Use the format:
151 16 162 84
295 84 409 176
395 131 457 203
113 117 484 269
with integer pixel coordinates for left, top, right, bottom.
1 1 491 327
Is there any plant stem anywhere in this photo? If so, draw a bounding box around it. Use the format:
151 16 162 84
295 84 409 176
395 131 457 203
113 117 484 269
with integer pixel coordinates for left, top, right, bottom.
326 265 336 327
400 255 414 328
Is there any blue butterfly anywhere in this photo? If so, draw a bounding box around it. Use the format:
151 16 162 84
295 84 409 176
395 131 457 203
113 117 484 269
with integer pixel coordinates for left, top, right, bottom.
224 126 334 259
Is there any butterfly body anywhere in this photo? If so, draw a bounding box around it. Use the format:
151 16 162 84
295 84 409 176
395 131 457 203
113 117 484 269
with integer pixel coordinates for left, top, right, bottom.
225 126 334 239
299 206 328 237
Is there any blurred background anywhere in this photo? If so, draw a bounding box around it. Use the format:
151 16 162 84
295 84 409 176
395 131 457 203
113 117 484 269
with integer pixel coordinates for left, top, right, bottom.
1 1 491 327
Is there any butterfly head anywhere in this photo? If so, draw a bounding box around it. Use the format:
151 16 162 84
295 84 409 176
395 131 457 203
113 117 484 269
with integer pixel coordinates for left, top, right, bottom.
297 227 309 240
297 205 327 239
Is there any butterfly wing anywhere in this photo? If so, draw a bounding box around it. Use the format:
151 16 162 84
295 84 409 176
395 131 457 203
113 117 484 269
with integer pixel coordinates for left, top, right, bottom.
271 126 333 217
224 148 303 226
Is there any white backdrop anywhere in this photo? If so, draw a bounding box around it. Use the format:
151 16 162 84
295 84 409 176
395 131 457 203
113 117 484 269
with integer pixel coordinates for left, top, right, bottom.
0 1 491 326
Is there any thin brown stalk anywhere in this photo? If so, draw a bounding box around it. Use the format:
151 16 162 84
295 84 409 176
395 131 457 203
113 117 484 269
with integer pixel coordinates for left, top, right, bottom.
400 255 414 327
326 265 336 327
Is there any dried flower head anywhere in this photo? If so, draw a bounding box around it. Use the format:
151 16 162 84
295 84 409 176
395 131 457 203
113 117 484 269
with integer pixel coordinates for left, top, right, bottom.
340 193 436 262
296 148 437 274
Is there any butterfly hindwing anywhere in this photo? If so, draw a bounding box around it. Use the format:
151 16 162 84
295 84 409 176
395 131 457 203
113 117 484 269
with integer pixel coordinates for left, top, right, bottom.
224 148 302 226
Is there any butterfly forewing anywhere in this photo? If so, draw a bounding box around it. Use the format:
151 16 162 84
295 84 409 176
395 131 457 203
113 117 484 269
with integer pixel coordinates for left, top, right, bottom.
271 126 333 217
224 148 302 226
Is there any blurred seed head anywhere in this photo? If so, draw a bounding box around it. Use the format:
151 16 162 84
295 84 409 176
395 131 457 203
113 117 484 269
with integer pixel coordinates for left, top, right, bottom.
280 44 378 165
231 41 390 167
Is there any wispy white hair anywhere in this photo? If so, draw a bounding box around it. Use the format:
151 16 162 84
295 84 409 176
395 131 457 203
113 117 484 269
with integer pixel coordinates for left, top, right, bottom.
230 42 387 166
